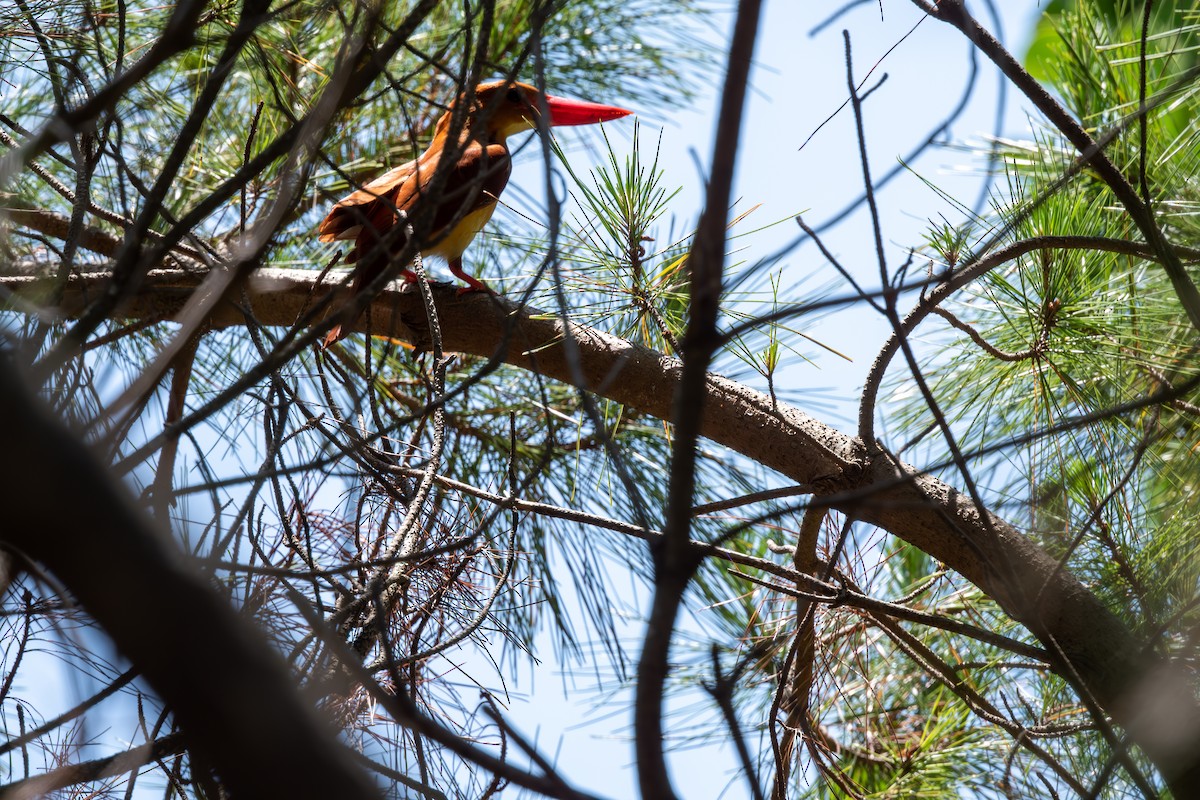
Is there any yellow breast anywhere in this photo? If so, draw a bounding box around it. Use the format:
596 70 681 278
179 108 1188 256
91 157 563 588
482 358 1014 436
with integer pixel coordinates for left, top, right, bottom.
423 201 498 262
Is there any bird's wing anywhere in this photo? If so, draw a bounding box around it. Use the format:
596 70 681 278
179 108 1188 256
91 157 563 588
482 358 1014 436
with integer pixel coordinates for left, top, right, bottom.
319 143 511 253
317 160 420 243
415 142 512 240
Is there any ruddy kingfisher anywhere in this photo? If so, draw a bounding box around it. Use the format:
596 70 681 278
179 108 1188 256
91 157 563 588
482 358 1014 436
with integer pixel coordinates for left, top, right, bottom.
318 79 632 345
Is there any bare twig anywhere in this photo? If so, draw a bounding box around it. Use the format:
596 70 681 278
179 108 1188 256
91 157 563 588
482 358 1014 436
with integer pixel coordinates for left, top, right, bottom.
637 3 763 797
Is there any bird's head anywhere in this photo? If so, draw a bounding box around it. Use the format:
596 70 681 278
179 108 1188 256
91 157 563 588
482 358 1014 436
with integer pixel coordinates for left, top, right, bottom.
440 80 631 142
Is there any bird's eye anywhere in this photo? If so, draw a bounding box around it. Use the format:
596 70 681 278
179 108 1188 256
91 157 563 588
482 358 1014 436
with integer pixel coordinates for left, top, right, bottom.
506 87 522 104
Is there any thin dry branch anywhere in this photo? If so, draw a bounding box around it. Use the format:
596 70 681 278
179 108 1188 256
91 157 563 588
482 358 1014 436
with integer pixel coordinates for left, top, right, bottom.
638 1 764 797
0 732 186 798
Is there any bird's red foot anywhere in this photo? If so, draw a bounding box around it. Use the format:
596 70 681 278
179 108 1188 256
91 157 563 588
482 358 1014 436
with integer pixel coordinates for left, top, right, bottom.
456 280 493 296
448 257 493 296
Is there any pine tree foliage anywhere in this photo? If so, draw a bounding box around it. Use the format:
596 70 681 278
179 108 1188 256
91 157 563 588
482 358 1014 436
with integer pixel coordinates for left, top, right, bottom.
2 0 1200 798
873 2 1200 796
0 0 722 795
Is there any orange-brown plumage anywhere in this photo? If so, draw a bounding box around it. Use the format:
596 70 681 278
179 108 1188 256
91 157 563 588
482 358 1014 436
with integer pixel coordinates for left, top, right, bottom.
318 80 631 345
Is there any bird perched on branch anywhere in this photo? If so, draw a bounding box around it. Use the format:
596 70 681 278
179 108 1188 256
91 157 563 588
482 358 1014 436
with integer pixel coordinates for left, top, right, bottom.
317 79 632 346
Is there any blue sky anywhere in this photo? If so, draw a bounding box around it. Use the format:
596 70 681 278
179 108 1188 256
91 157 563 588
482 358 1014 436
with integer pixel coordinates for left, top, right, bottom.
500 2 1046 797
6 4 1051 798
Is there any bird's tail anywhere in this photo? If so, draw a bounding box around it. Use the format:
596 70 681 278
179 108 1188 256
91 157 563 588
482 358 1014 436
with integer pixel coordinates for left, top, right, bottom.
322 245 401 349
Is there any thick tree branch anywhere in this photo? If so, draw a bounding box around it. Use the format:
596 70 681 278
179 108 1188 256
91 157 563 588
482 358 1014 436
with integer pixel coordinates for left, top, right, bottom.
5 265 1198 788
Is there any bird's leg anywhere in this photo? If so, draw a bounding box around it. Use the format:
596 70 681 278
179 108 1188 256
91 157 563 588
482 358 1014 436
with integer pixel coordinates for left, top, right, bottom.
448 257 492 295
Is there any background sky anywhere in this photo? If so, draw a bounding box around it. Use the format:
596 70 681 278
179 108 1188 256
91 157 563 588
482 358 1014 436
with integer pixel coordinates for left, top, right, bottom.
500 2 1046 797
9 3 1053 798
